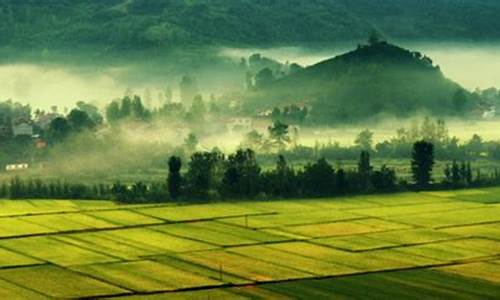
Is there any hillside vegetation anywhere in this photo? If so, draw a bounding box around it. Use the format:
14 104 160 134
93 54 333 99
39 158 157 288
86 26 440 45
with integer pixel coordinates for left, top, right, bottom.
1 0 500 52
245 40 469 123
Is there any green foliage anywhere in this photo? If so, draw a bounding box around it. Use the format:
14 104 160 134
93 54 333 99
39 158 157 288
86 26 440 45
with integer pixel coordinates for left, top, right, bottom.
411 141 435 189
105 96 150 123
168 156 182 200
246 42 469 123
222 149 261 198
301 158 336 197
268 121 291 152
2 1 500 51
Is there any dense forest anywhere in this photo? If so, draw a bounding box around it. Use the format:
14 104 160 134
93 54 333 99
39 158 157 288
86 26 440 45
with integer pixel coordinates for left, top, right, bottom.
1 0 500 53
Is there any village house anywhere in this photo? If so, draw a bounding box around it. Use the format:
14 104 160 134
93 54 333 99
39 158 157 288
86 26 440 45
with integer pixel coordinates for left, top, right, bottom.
12 122 34 137
5 163 29 171
35 113 60 130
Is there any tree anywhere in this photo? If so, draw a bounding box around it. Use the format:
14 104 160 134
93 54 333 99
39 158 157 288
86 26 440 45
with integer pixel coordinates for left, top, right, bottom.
354 130 373 151
67 109 95 131
368 30 382 45
168 156 182 200
301 158 335 197
452 89 468 113
268 121 290 152
254 67 274 89
106 101 121 124
180 75 199 106
184 133 199 153
357 150 372 190
465 162 473 185
185 152 221 199
466 134 483 157
242 130 264 151
451 160 461 185
371 165 396 191
131 96 148 120
47 117 71 142
76 101 103 125
358 151 372 175
222 149 261 198
411 141 435 189
271 155 296 198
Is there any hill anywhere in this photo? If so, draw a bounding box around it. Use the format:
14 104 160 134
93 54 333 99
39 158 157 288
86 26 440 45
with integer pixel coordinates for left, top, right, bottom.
244 40 469 123
1 0 500 52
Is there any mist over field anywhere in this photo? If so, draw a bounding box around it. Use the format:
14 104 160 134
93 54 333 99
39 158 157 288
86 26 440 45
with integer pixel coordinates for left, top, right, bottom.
1 43 499 110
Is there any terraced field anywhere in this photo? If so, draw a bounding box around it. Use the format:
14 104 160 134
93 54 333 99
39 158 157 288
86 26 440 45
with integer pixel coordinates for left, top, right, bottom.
0 188 499 299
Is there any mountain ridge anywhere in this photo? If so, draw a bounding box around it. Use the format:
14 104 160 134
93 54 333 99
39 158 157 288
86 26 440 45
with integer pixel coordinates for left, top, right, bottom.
1 0 500 52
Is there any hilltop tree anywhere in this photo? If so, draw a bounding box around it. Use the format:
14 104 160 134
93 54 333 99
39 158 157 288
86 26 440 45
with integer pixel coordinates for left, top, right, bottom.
167 156 182 200
411 141 435 189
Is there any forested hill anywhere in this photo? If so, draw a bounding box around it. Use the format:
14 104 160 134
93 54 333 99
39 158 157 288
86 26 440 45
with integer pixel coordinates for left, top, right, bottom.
1 0 500 51
245 41 469 123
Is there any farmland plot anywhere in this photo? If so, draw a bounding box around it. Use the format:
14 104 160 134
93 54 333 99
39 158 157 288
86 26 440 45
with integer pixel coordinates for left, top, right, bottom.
0 188 498 298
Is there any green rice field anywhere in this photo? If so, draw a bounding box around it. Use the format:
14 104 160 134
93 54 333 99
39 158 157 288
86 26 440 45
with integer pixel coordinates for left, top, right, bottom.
0 188 499 298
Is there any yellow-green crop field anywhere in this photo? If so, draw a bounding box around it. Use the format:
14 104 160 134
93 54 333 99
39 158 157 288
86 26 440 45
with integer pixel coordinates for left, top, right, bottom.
0 188 499 299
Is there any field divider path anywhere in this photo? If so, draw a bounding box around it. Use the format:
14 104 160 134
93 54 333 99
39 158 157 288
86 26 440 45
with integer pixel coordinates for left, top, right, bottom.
0 211 277 241
88 259 488 299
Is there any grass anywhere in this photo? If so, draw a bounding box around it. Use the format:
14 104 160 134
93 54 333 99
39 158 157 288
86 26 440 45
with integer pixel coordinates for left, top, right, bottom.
0 188 498 298
0 236 118 266
0 265 126 298
73 260 222 293
246 269 500 300
177 250 310 282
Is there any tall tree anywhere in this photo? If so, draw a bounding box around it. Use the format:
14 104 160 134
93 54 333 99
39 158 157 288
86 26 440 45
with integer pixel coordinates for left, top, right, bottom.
302 158 336 197
354 129 373 151
185 152 221 199
222 149 261 197
268 121 290 152
167 156 182 200
357 150 372 190
67 109 95 131
411 141 435 189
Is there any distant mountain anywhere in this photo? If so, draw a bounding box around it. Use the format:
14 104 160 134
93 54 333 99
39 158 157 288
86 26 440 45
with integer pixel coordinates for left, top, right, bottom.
244 41 469 123
1 0 500 52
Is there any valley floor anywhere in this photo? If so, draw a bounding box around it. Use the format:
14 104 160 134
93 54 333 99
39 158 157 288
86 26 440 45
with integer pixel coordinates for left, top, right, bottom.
0 189 499 298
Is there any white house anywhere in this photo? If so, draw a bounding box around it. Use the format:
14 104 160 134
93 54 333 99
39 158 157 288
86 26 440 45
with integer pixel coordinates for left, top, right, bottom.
5 163 29 171
482 106 496 119
12 123 33 137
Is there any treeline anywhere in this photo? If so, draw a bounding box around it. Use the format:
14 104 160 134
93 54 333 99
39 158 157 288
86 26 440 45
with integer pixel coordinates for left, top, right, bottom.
256 118 500 162
3 141 500 202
